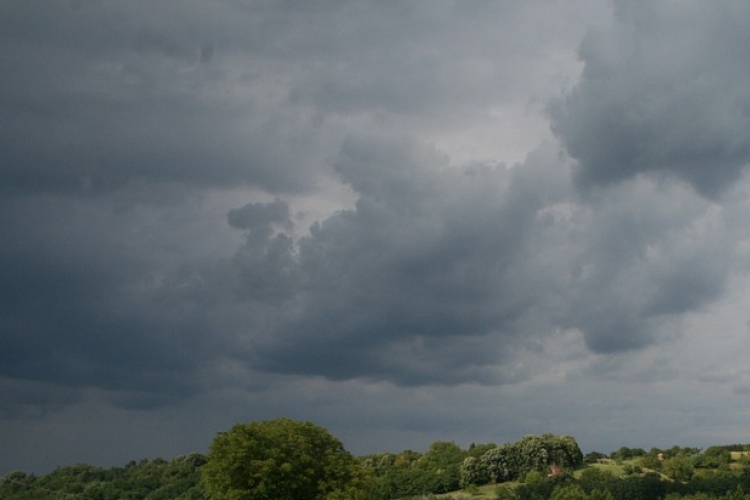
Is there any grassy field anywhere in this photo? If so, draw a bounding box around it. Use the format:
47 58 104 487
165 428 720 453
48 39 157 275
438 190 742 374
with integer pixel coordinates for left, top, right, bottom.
468 483 506 499
445 481 520 500
574 460 628 477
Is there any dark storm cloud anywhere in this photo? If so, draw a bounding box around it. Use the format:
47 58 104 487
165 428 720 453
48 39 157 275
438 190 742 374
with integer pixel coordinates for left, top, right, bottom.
0 194 225 407
246 139 566 385
0 0 732 394
284 2 585 121
0 1 326 196
216 138 732 383
227 199 292 231
0 142 735 404
551 1 750 198
555 179 732 353
0 378 82 419
208 136 738 383
5 1 750 474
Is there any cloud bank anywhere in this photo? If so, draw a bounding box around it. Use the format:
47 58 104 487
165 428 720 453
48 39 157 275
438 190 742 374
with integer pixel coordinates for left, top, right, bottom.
2 0 750 475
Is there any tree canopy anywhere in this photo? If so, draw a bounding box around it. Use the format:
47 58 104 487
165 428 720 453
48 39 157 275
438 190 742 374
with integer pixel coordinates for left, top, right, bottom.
201 417 367 500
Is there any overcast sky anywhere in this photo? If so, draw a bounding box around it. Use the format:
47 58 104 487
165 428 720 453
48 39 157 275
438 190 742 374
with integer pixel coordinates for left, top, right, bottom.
4 0 750 475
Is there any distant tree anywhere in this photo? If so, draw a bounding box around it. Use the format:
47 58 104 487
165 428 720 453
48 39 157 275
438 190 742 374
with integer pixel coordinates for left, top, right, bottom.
0 455 206 500
478 434 583 485
575 469 616 500
481 444 516 483
664 447 700 459
585 451 608 463
202 418 369 500
694 447 732 469
662 457 694 482
460 456 486 488
551 484 589 500
639 454 663 471
611 447 647 461
410 441 466 494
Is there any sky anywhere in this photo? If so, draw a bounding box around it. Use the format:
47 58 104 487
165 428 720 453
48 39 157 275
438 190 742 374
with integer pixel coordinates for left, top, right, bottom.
3 0 750 475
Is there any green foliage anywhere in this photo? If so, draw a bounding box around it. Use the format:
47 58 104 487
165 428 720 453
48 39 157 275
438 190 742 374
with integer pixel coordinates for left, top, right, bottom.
496 484 519 500
578 467 617 492
469 442 499 459
694 448 733 469
416 441 467 493
611 447 647 461
665 447 701 460
589 489 615 500
516 475 575 500
585 452 609 463
362 440 468 498
663 457 695 482
476 434 584 485
551 484 589 500
461 456 486 489
523 470 545 485
201 417 368 500
553 485 616 500
639 454 663 471
0 455 206 500
8 429 750 500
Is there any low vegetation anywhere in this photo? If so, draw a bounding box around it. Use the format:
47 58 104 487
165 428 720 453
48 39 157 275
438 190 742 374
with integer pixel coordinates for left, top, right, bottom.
3 418 750 500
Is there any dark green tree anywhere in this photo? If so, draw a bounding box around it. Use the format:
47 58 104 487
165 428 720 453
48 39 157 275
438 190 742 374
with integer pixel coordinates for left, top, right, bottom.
551 484 589 500
611 447 647 461
412 441 466 493
662 457 694 483
693 447 732 469
202 418 368 500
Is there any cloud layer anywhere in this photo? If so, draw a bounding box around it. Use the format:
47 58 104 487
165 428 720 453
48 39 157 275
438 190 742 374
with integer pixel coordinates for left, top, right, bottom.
552 1 750 197
2 0 750 475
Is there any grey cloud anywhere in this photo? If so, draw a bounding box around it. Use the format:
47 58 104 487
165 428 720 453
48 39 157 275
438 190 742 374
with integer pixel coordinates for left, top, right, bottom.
242 140 568 384
553 178 733 353
285 2 595 122
221 140 737 382
134 29 214 66
551 1 750 198
0 2 327 197
0 194 229 408
3 149 731 406
4 0 750 475
227 199 292 231
0 379 82 420
0 0 592 197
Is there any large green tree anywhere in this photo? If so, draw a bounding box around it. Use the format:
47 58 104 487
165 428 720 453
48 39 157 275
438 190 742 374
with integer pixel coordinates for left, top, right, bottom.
473 434 584 486
202 418 368 500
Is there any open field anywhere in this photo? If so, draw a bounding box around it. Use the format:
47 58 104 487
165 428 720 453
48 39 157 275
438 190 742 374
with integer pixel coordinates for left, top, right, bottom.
467 483 504 499
573 460 630 478
446 481 521 500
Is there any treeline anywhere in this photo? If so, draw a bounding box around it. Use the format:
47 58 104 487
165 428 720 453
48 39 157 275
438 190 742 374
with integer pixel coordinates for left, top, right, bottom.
510 467 750 500
0 454 205 500
4 417 750 500
0 432 580 500
359 433 583 498
587 444 750 482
